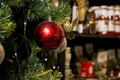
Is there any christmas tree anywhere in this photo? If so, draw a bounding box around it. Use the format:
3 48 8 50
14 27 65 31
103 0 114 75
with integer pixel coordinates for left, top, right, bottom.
0 0 71 80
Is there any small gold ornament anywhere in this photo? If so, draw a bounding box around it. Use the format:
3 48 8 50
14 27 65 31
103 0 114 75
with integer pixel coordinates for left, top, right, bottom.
63 17 78 40
8 22 13 27
51 0 59 7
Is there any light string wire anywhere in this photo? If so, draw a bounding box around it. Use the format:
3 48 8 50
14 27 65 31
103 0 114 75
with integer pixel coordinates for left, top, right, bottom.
15 52 22 80
14 0 30 55
15 0 26 79
23 0 30 56
14 0 30 79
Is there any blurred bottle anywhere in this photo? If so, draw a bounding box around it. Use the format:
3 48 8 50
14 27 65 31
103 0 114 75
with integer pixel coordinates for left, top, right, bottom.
72 0 78 32
78 20 85 34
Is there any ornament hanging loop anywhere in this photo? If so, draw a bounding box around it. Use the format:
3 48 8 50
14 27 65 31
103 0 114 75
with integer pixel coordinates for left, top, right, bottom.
47 3 52 20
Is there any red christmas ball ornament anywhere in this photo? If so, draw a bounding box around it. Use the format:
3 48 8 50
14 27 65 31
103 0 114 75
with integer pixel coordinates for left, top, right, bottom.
34 19 64 50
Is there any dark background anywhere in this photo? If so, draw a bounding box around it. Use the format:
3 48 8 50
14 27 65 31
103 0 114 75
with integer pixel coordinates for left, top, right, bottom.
88 0 120 7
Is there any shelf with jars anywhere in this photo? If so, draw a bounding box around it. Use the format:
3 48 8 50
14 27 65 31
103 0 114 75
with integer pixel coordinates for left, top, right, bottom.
74 33 120 39
65 0 120 79
72 4 120 36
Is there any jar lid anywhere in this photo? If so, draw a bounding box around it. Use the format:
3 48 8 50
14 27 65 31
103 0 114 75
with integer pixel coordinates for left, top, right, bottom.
100 5 108 8
88 9 94 12
108 6 114 10
89 21 95 24
114 7 120 10
90 6 100 10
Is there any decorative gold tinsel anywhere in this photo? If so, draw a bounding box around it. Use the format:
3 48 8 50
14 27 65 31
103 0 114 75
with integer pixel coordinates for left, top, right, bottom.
36 69 53 76
8 22 13 27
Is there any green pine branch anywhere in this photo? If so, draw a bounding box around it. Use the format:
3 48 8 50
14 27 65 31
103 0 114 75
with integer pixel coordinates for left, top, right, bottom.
5 0 24 9
0 4 16 41
4 0 71 25
5 0 71 25
20 55 62 80
26 0 71 25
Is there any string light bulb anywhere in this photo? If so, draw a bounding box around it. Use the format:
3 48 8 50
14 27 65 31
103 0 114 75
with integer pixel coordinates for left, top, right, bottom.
15 52 17 56
53 66 56 69
24 22 27 26
0 0 3 5
1 2 3 5
45 58 47 61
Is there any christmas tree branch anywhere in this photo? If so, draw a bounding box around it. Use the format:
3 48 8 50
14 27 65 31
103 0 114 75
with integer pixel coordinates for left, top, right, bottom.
0 4 16 41
26 0 71 24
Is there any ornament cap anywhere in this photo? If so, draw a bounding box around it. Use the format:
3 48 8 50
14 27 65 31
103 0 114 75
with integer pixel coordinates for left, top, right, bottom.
48 17 52 22
66 47 71 50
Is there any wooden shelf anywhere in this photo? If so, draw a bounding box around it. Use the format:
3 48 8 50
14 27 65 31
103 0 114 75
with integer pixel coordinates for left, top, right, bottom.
75 33 120 39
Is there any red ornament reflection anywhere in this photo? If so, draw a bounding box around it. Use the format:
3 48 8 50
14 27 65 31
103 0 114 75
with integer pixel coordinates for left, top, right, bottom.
34 20 64 50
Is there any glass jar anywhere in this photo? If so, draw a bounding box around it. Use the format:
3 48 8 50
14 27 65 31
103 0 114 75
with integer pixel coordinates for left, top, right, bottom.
108 6 115 35
98 5 108 35
91 6 100 34
83 24 89 34
116 66 120 79
88 21 96 34
86 9 95 23
117 71 120 79
108 68 116 77
114 7 120 35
